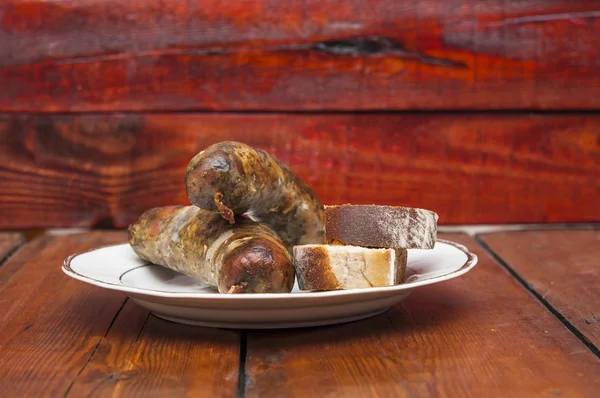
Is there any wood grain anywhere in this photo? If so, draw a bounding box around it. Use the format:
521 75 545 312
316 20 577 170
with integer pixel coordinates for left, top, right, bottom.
0 232 241 397
1 113 599 228
0 232 26 292
67 302 240 397
0 232 24 265
0 232 128 396
480 229 600 350
244 234 600 397
1 1 599 111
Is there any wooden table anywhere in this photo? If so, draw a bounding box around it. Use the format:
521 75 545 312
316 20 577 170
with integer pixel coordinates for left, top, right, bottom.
0 229 598 397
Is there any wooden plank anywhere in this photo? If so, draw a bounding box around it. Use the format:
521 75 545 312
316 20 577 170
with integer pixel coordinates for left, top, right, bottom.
0 232 128 396
1 1 599 111
67 302 240 397
0 235 51 291
0 232 25 291
1 113 598 228
0 232 24 265
479 229 600 351
0 232 241 397
244 234 600 397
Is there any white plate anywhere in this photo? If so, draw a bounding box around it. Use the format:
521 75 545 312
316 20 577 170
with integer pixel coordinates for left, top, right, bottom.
62 239 477 329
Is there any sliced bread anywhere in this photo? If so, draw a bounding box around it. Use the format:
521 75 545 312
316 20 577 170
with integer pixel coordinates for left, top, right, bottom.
325 204 438 249
293 245 407 291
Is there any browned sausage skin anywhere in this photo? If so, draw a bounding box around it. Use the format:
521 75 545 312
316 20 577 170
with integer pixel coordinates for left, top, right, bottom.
128 206 294 294
185 141 325 252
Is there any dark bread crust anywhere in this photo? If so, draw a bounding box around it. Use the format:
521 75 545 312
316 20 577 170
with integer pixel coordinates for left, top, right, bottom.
293 245 407 291
293 246 342 291
395 248 407 283
325 204 438 249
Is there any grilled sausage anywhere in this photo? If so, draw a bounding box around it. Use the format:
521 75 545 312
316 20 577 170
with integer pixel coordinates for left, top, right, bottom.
128 205 294 294
185 141 325 252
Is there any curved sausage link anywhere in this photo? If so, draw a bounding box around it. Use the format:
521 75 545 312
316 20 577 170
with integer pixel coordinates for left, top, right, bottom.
185 141 325 251
128 206 294 294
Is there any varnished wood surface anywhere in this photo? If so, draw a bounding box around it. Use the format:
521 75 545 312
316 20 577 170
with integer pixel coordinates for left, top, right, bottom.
1 113 598 229
0 232 240 397
244 234 600 397
1 1 599 111
480 229 600 351
0 232 23 264
0 233 128 396
0 232 25 291
0 231 599 396
68 302 240 397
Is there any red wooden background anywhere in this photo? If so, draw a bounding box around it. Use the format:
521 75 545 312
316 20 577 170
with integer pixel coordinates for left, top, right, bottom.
1 0 599 228
2 1 600 111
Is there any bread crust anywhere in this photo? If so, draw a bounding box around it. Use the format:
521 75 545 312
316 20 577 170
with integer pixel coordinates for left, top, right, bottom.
325 204 438 249
395 248 408 283
293 245 407 291
293 246 342 291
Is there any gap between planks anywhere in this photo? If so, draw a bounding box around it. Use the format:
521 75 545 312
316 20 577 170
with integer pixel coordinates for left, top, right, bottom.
439 223 600 236
43 229 600 397
39 223 600 238
235 229 599 396
237 333 248 398
0 233 25 267
62 298 131 398
474 235 600 359
5 110 600 116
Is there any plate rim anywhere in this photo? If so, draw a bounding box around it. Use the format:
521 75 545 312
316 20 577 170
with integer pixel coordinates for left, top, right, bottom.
62 238 478 300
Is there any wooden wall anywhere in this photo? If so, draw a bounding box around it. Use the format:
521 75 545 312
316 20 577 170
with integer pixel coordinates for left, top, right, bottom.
1 1 599 228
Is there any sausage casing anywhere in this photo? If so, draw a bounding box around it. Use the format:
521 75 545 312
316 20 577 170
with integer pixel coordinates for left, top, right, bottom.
185 141 325 251
128 205 294 294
